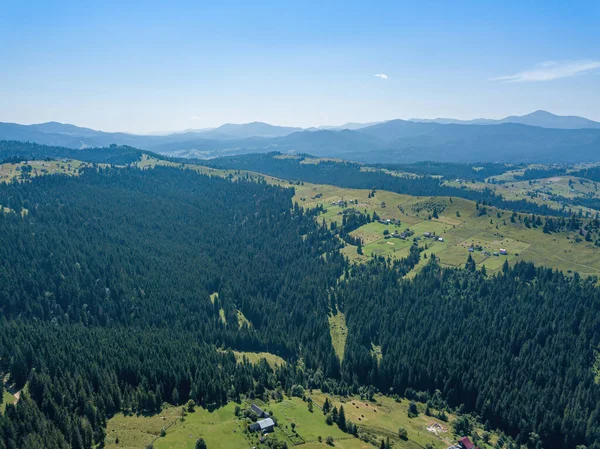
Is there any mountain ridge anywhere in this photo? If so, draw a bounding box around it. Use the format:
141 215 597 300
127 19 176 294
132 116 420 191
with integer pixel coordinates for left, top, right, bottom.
2 111 600 164
409 110 600 129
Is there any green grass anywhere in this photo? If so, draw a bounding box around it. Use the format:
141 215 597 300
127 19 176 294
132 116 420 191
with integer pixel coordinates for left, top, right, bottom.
105 391 501 449
105 406 182 449
228 350 286 368
236 309 252 328
0 160 89 184
370 344 382 363
269 397 367 448
153 403 244 449
1 391 15 414
291 181 600 276
446 174 600 216
217 349 286 368
328 311 348 362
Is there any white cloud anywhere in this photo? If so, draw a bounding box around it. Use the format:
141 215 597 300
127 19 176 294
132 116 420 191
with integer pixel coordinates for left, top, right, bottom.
492 60 600 83
191 116 203 120
374 73 389 79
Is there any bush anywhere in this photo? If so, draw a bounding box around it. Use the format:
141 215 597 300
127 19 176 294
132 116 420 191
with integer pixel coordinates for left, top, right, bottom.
290 385 305 398
326 436 335 446
453 416 472 436
408 401 419 418
398 427 408 440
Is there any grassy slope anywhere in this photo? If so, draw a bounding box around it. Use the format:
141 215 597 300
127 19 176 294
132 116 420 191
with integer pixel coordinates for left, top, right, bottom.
0 391 15 414
0 159 88 183
328 311 349 362
292 181 600 277
229 350 286 368
106 392 497 449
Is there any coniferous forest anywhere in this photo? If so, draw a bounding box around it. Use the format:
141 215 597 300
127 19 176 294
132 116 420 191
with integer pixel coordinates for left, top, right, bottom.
0 163 599 449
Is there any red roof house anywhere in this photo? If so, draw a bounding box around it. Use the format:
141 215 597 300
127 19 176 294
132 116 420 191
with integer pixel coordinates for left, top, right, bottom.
459 437 475 449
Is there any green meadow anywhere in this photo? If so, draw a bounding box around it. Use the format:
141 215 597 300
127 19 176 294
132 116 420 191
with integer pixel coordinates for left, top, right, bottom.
293 181 600 276
106 391 499 449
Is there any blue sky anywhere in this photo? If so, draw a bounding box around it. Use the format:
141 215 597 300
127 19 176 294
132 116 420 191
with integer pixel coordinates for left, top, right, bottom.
1 0 599 133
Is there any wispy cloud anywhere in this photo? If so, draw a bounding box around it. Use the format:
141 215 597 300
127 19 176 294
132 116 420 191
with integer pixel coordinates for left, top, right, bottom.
191 116 203 120
492 60 600 83
374 73 389 80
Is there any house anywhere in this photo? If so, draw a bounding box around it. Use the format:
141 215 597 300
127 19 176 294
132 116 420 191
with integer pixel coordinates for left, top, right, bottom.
499 248 508 255
249 418 275 433
468 247 474 252
458 437 475 449
438 237 444 242
251 404 269 418
424 232 431 237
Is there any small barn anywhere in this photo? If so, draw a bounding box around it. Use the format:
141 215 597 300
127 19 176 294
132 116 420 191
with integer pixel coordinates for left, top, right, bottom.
458 437 475 449
249 418 275 433
251 404 269 418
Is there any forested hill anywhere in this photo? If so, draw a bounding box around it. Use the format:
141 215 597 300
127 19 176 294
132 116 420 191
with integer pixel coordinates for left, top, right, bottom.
0 166 344 448
0 140 150 165
204 153 568 216
1 162 600 449
336 257 600 449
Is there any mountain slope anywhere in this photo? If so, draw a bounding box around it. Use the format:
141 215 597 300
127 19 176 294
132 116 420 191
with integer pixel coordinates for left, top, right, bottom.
190 121 303 139
3 114 600 163
356 120 600 163
499 110 600 129
410 110 600 129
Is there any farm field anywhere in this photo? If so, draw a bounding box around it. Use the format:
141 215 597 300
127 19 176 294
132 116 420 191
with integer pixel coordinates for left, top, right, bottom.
445 175 600 216
293 181 600 276
105 392 495 449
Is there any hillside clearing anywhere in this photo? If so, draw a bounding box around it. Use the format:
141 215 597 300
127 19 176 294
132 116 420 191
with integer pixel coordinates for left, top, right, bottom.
328 311 348 362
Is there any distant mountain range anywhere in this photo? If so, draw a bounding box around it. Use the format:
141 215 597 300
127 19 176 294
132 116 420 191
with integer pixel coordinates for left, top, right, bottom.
409 110 600 129
2 111 600 163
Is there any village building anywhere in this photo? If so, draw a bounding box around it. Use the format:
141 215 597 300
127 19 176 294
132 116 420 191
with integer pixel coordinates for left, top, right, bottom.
249 418 275 433
458 436 478 449
251 404 269 418
499 248 508 255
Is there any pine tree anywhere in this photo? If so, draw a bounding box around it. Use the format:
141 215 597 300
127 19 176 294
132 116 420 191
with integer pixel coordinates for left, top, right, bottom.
338 405 346 432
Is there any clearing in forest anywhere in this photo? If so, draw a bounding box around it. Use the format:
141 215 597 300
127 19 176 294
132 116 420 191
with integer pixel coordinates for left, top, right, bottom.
328 311 348 362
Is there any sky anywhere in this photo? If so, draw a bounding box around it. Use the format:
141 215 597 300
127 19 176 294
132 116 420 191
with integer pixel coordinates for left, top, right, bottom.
1 0 599 133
